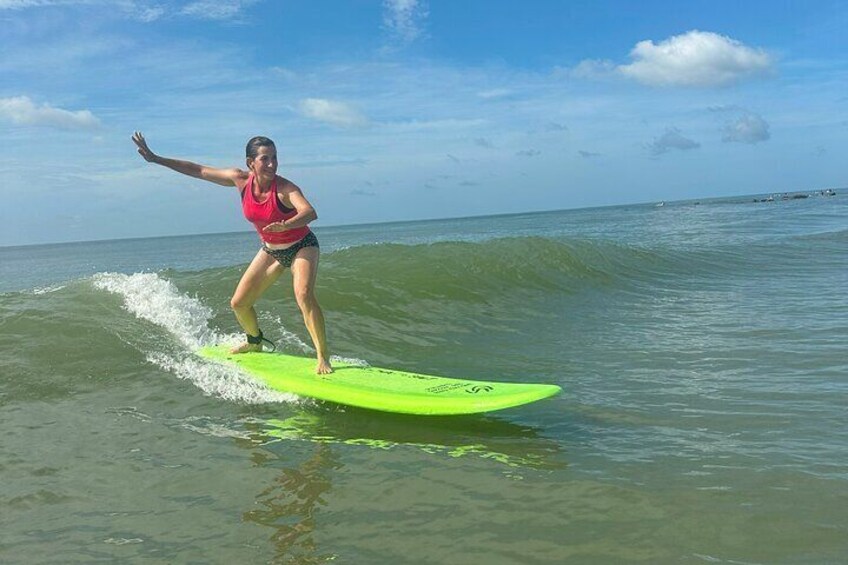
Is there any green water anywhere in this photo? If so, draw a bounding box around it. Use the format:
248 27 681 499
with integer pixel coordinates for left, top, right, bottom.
2 193 847 563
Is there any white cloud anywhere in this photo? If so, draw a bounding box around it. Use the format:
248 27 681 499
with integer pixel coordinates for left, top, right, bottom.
618 30 772 87
722 112 770 144
709 106 771 144
0 1 172 22
0 0 155 16
299 98 368 128
0 96 100 129
126 2 165 22
0 0 64 8
383 0 428 44
648 128 700 156
566 58 616 79
270 66 298 81
180 0 258 20
477 88 511 99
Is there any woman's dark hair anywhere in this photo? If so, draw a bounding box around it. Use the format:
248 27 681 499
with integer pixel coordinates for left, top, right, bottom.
245 136 276 159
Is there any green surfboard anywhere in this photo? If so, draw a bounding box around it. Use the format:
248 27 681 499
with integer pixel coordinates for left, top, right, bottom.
198 345 561 415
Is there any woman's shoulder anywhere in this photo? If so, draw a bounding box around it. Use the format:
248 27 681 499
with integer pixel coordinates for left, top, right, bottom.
231 169 251 190
275 175 302 193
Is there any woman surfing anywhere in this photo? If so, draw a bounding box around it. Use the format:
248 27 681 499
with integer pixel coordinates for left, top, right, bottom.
132 132 332 374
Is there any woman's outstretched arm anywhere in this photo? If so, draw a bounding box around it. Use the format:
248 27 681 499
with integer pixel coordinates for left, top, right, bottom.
132 131 247 187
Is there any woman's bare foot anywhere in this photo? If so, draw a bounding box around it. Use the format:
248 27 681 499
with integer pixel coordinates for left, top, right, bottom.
230 342 262 354
316 358 333 375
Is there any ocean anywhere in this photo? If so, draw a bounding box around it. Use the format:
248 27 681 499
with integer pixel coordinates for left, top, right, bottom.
2 192 846 563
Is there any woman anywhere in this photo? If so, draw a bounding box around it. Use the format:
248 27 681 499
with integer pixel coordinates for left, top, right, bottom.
132 132 332 374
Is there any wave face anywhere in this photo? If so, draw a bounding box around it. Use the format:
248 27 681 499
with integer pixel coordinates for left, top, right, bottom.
3 209 846 402
0 235 667 400
0 272 303 405
2 193 846 406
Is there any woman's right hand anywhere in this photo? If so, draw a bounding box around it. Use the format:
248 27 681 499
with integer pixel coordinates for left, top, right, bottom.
132 131 157 163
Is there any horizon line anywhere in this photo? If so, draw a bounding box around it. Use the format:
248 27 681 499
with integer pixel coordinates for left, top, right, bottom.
2 187 842 250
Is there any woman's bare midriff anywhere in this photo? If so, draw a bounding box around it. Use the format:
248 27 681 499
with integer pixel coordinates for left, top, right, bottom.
263 238 299 250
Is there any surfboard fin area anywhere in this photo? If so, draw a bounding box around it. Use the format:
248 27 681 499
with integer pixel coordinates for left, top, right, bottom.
198 345 561 415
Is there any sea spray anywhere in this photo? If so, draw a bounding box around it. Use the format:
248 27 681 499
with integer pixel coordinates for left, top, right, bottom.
92 272 220 349
92 272 301 404
261 312 314 353
146 351 299 404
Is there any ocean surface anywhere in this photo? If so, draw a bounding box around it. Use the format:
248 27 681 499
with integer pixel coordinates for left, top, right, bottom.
2 192 847 564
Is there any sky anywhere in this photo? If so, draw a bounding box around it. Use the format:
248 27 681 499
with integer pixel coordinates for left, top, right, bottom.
1 0 846 246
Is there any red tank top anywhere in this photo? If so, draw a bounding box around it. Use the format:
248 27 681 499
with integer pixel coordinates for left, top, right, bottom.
241 174 310 244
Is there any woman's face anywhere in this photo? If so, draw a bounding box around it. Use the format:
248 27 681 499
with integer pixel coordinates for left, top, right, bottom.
249 145 278 182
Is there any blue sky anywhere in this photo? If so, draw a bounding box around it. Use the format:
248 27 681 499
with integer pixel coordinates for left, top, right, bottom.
1 0 846 246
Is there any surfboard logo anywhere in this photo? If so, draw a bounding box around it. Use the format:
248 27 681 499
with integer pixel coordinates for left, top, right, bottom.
465 385 494 394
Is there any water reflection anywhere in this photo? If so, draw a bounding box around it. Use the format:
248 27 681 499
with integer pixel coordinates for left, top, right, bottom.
242 443 338 564
238 407 566 563
249 407 566 469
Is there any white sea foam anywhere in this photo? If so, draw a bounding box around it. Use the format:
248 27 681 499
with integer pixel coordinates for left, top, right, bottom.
103 538 144 546
30 284 66 295
262 313 313 353
92 272 302 405
261 313 369 366
331 355 370 367
146 352 299 405
92 272 219 349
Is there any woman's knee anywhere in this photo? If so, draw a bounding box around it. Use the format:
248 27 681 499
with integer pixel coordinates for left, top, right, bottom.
230 292 253 312
294 285 315 311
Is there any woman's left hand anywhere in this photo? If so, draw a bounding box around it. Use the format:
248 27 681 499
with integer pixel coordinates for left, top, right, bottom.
262 221 289 233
